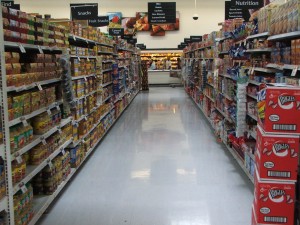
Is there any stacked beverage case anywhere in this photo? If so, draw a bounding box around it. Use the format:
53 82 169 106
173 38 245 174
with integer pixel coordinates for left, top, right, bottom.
252 84 300 225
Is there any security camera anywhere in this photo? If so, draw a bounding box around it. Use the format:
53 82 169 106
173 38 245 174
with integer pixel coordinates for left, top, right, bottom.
193 13 199 20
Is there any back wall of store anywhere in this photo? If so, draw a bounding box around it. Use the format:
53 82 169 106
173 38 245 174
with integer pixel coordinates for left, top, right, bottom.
14 0 225 49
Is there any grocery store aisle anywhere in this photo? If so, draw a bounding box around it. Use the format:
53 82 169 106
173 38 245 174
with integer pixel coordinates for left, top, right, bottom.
37 87 253 225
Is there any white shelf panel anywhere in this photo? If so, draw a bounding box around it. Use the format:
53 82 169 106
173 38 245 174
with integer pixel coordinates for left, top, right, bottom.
102 68 113 73
11 117 72 161
7 78 61 92
224 143 254 183
8 100 63 127
220 92 234 101
246 48 272 53
248 80 260 86
215 107 235 123
247 32 269 40
69 35 97 45
206 82 214 88
71 74 96 80
13 138 73 194
247 113 258 121
102 60 114 63
103 95 113 102
248 130 257 140
219 51 229 55
268 31 300 41
74 90 97 102
266 63 284 70
219 73 235 80
4 41 62 52
203 93 215 103
102 81 113 87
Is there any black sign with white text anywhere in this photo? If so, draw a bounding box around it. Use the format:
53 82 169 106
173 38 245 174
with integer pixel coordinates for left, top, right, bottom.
181 42 188 47
109 28 124 36
190 36 202 42
71 4 98 20
225 1 250 21
88 16 109 27
148 2 176 24
1 1 20 10
123 35 134 40
184 38 192 44
127 39 137 44
231 0 263 9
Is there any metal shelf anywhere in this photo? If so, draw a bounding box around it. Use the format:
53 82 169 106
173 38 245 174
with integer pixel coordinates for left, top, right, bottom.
69 35 97 45
8 100 63 127
267 63 300 71
118 48 134 52
253 67 276 73
70 55 97 59
7 78 61 92
11 117 72 161
247 113 258 121
220 92 234 101
74 90 97 102
102 60 114 63
206 82 214 88
98 51 114 55
203 93 215 103
98 43 114 48
224 143 254 183
248 80 260 86
13 138 73 194
268 31 300 41
0 144 4 158
102 68 113 73
245 48 272 53
196 44 214 51
247 32 269 40
102 81 113 87
247 130 257 140
102 94 113 102
219 51 229 55
71 74 96 81
4 41 63 52
247 93 257 100
215 107 234 123
219 73 235 80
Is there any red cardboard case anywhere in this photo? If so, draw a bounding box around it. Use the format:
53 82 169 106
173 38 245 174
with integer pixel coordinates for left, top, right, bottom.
257 85 300 134
254 169 296 225
255 125 299 182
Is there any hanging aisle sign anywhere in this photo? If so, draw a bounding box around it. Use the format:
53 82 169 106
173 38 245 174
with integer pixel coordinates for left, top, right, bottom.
190 36 202 42
109 28 124 36
148 2 176 24
70 4 98 20
231 0 263 9
225 1 250 21
1 0 20 10
88 16 109 27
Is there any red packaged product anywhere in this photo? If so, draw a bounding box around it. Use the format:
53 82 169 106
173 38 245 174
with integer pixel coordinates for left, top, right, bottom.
253 169 295 225
255 125 299 182
257 84 300 134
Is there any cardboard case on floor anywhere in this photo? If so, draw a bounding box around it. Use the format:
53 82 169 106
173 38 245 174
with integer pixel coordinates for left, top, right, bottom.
257 85 300 134
255 125 299 182
253 169 296 225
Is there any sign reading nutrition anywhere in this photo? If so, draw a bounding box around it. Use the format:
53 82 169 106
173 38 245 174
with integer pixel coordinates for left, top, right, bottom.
231 0 263 9
109 28 124 36
225 1 250 21
88 16 109 27
148 2 176 24
70 4 98 20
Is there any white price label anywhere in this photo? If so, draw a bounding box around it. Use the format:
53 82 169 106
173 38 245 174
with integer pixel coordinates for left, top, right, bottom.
38 45 43 54
73 35 76 41
48 160 53 169
18 43 26 53
21 117 28 126
58 129 62 134
37 83 43 91
20 184 28 193
16 156 23 164
244 39 247 46
41 137 47 145
61 148 66 155
84 116 88 121
16 85 25 92
87 57 90 62
251 67 255 75
47 109 51 115
56 105 60 111
291 66 298 77
77 56 80 61
84 77 87 81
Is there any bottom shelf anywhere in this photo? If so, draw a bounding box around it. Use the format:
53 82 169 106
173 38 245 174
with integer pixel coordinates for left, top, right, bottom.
187 92 254 184
28 91 139 225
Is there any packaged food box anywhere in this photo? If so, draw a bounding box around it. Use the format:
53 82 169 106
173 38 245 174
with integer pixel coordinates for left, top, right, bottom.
255 125 299 182
257 84 300 134
253 169 296 225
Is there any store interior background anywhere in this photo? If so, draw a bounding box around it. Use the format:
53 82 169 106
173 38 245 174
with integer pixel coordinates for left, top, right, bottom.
14 0 225 49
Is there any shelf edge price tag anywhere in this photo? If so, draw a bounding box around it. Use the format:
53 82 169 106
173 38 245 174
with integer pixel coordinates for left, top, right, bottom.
251 67 255 75
17 43 26 53
58 128 62 134
41 137 47 145
84 116 88 121
16 156 23 164
38 45 43 54
291 66 298 77
61 148 66 155
84 77 87 81
21 117 28 126
77 56 80 61
73 35 76 41
48 160 53 169
37 83 43 91
47 108 51 115
87 57 90 62
56 105 60 111
20 183 28 194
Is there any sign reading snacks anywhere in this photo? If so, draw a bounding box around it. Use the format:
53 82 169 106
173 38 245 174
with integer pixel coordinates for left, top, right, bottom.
1 0 20 10
225 1 250 21
231 0 263 9
148 2 176 24
88 16 109 27
109 28 124 36
70 3 98 20
190 36 202 42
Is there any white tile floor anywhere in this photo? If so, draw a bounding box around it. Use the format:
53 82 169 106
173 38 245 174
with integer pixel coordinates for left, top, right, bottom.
37 87 254 225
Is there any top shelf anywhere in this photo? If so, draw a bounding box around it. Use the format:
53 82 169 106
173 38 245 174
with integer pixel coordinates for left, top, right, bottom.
4 42 63 53
247 32 269 40
69 35 114 48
